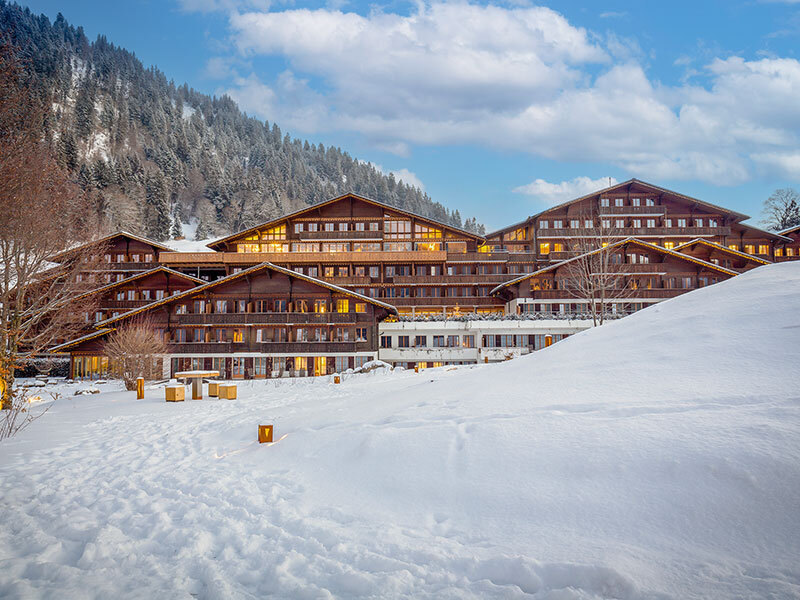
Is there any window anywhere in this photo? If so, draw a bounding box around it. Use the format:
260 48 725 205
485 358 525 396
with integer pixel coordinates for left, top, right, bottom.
463 335 475 348
354 242 382 252
681 277 693 289
355 302 367 313
432 336 445 347
336 299 349 313
446 335 460 347
292 243 320 253
117 254 125 263
709 218 718 227
585 219 593 228
633 219 641 228
384 220 411 239
155 290 165 300
339 222 349 231
141 290 151 300
369 222 379 231
553 220 562 229
337 266 349 277
398 335 410 348
570 220 579 229
193 300 206 313
262 224 286 240
380 335 392 348
539 242 550 255
677 219 687 228
325 223 335 232
696 218 703 227
615 198 624 207
647 219 656 228
131 254 140 263
308 223 318 232
235 300 246 313
646 198 655 206
369 266 380 278
776 248 783 257
664 219 673 227
416 224 443 239
758 245 769 255
314 300 327 313
728 244 738 251
788 248 795 256
539 220 549 229
356 327 367 342
307 267 318 277
355 222 365 231
553 243 563 252
174 329 187 343
322 242 350 252
176 304 187 315
215 300 227 313
414 335 427 347
116 291 125 301
294 223 303 233
193 328 204 342
615 219 625 228
274 299 288 312
744 244 756 254
664 241 675 250
384 242 413 252
632 198 641 206
600 198 610 207
324 266 335 277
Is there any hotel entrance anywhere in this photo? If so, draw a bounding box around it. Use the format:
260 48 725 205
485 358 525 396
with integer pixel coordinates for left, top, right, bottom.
313 356 326 377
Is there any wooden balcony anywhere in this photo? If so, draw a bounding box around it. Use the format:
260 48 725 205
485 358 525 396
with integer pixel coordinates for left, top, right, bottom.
160 250 450 265
170 341 368 354
297 230 382 240
389 297 504 307
448 252 508 262
597 205 667 216
528 289 686 300
393 274 510 285
174 312 364 325
538 226 730 239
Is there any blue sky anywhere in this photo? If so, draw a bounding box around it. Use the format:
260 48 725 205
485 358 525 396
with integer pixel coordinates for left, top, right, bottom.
17 0 800 230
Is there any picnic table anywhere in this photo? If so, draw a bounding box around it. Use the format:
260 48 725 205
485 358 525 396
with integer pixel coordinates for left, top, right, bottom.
174 370 220 400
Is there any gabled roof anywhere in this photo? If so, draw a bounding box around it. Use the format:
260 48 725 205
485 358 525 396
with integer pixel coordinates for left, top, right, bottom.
778 224 800 237
206 192 485 251
50 328 114 353
95 261 398 327
71 267 205 303
490 237 739 295
674 239 772 265
731 221 792 242
50 231 174 262
487 178 750 238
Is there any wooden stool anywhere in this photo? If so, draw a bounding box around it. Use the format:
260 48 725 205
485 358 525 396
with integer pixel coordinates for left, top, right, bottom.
218 384 237 400
208 381 219 397
165 385 185 402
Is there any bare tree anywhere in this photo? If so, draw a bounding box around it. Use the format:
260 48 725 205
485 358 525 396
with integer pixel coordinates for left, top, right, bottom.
560 214 632 326
103 319 167 390
0 40 104 412
762 188 800 232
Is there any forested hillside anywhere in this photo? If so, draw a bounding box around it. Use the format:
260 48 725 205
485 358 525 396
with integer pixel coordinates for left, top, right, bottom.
0 1 484 242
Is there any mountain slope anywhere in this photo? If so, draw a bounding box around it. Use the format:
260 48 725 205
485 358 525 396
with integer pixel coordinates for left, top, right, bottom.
0 1 484 241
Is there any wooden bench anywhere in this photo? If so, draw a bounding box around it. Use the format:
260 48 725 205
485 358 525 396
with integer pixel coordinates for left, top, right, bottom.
165 385 185 402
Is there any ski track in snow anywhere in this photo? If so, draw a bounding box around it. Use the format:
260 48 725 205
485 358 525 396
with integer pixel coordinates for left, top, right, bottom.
1 263 800 599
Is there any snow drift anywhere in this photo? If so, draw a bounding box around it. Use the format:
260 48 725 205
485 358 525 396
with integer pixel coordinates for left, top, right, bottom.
0 262 798 599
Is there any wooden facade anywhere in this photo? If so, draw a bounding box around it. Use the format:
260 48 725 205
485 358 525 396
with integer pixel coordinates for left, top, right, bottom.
54 262 397 380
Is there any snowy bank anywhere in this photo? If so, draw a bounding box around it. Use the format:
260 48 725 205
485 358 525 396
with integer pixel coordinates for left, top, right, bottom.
0 262 798 599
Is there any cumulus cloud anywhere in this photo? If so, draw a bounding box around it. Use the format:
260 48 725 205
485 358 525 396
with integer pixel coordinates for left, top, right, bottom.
367 163 426 190
214 2 800 184
513 176 618 204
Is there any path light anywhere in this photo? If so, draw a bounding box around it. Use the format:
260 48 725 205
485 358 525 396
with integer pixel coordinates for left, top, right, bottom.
258 425 273 443
136 377 144 399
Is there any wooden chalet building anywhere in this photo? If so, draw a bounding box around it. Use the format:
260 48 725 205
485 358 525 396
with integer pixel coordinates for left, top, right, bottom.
776 225 800 260
53 262 397 380
673 239 771 272
159 193 538 315
491 238 740 317
485 179 791 263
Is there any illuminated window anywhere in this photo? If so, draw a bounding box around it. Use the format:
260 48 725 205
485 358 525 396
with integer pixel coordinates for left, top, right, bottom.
788 248 795 256
321 242 350 252
744 244 756 254
262 243 288 253
262 225 286 240
355 302 366 313
353 242 381 252
415 242 442 251
553 243 564 252
728 244 738 251
336 299 349 313
758 245 769 255
539 242 550 255
416 224 442 239
775 248 783 257
664 241 675 250
314 300 327 313
291 242 319 252
601 242 609 248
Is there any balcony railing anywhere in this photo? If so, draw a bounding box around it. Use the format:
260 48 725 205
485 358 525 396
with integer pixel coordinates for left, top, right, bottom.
170 341 367 354
297 231 382 240
538 226 730 238
597 205 667 215
174 312 367 325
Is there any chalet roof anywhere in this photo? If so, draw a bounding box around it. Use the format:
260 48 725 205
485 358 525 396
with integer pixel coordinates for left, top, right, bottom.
674 239 772 265
490 237 739 295
486 179 751 238
206 192 485 251
730 221 792 242
778 224 800 237
94 261 398 327
70 267 205 303
50 231 174 263
50 328 114 353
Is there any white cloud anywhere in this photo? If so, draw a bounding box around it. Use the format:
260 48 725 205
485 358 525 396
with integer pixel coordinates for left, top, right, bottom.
216 2 800 185
513 176 618 204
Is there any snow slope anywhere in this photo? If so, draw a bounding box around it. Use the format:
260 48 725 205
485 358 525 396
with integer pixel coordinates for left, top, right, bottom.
1 263 799 599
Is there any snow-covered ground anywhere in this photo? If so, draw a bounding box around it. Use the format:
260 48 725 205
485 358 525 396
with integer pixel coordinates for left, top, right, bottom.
1 263 799 599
